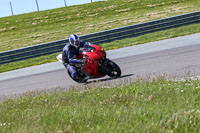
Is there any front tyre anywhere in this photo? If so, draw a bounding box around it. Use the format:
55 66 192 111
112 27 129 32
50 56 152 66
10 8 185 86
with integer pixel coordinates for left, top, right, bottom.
106 60 121 79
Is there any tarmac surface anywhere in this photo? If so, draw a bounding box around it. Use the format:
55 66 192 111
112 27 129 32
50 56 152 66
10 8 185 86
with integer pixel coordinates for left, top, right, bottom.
0 33 200 100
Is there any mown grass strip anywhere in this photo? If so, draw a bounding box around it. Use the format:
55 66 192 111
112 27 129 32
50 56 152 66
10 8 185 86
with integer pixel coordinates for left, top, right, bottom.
0 78 200 132
0 53 59 73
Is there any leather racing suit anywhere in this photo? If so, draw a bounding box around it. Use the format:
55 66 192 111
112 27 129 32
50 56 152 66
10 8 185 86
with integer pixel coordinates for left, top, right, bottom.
62 41 88 79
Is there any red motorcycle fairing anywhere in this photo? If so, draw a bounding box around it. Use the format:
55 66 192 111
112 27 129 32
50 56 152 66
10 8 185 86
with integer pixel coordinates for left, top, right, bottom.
77 44 106 78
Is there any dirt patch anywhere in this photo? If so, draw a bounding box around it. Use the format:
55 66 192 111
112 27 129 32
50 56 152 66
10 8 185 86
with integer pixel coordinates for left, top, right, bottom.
115 8 131 13
171 6 194 13
146 12 166 18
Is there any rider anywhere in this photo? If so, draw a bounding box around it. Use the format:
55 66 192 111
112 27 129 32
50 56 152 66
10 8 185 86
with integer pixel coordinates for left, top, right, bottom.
62 34 89 82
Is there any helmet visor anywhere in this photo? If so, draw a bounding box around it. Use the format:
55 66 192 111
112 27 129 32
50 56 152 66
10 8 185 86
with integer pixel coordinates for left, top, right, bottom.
74 40 80 47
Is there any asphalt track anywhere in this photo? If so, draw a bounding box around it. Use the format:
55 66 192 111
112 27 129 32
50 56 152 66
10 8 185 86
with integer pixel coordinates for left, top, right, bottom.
0 33 200 100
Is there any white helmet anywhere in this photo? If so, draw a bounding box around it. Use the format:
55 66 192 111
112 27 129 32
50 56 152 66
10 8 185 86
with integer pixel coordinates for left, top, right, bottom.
69 34 80 48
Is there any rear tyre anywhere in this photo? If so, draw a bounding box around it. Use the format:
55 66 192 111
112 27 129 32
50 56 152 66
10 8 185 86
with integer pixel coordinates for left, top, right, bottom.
106 60 121 79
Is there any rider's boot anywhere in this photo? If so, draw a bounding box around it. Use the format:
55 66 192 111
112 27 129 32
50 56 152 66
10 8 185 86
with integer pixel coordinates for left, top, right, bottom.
74 75 86 83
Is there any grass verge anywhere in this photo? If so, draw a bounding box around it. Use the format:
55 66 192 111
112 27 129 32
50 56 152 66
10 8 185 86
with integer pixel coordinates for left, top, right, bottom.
0 78 200 132
0 53 59 73
1 22 200 73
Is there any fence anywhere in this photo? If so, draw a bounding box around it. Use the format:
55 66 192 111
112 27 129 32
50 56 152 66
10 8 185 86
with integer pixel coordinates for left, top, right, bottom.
2 0 94 17
0 11 200 65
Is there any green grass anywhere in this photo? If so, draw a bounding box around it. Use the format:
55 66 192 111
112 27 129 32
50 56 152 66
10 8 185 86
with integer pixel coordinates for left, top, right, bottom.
0 0 200 52
0 78 200 132
1 22 200 73
0 53 59 73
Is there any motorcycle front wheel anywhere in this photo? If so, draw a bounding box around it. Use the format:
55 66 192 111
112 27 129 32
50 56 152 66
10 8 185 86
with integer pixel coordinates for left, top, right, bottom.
106 60 121 79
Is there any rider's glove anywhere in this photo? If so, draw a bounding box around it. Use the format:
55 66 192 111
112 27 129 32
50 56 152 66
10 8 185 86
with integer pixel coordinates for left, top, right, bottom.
80 58 87 65
63 62 68 68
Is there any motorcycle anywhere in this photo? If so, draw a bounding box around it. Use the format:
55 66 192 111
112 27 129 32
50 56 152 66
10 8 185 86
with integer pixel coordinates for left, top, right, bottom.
57 43 121 83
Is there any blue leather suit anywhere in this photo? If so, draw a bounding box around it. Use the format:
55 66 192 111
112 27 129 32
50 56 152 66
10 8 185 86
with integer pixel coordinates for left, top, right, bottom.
62 41 87 78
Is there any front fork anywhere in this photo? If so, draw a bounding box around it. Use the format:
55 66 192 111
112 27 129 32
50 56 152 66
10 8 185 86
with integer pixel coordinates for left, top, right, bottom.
99 58 112 75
